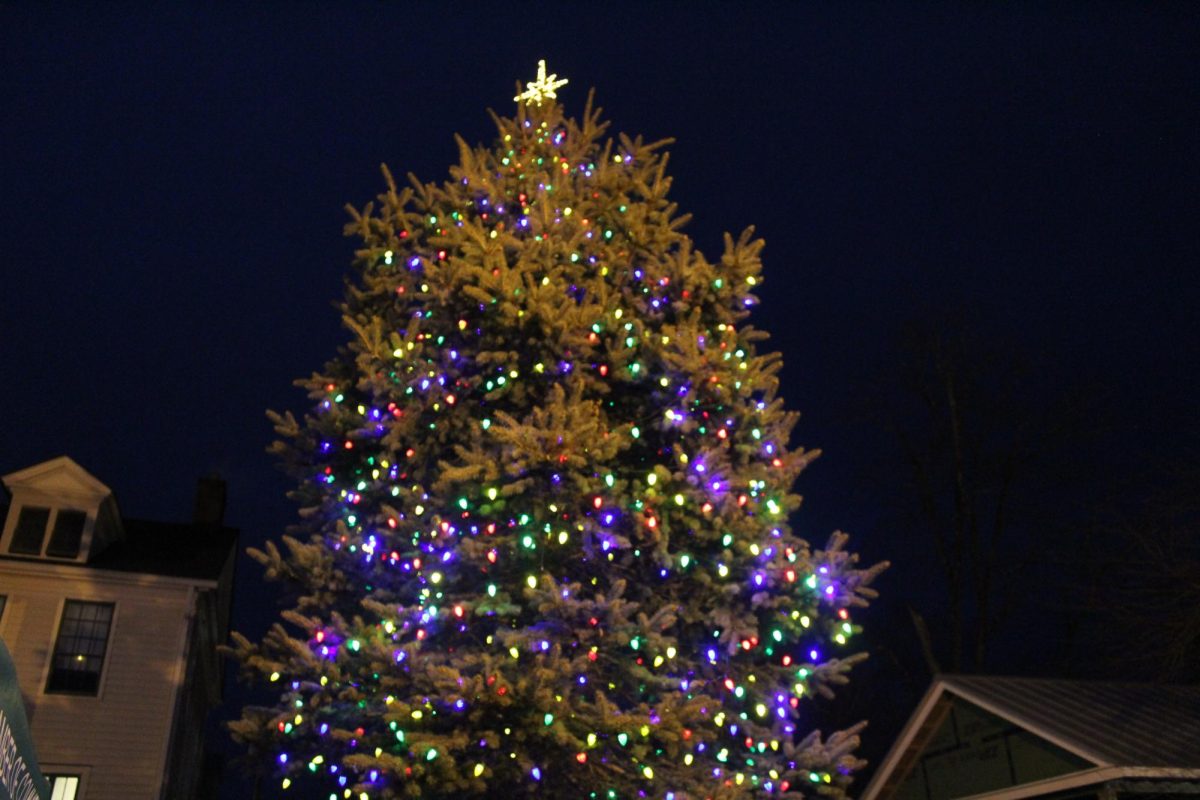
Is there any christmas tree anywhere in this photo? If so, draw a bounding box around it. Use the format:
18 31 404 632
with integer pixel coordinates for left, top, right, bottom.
228 62 886 800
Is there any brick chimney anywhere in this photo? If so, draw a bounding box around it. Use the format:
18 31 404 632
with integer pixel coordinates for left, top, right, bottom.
193 473 226 528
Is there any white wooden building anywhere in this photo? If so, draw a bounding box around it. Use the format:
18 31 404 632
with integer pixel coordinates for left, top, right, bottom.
0 457 237 800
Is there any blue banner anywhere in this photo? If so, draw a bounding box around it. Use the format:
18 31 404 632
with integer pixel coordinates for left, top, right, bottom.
0 637 49 800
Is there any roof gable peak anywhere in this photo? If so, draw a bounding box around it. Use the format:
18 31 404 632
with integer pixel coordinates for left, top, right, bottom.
3 456 112 500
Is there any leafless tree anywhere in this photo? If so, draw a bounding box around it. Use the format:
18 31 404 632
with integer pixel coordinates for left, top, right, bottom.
1071 459 1200 683
857 315 1104 677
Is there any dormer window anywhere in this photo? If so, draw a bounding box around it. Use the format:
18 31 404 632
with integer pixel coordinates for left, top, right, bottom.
7 506 87 559
2 456 122 562
47 510 87 558
9 506 51 555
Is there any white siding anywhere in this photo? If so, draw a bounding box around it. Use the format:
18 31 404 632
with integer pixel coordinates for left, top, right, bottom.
0 565 196 800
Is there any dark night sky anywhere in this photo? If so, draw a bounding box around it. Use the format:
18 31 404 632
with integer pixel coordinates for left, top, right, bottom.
3 3 1198 795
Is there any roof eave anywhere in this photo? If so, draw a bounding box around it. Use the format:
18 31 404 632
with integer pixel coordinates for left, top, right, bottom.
860 678 952 800
956 765 1200 800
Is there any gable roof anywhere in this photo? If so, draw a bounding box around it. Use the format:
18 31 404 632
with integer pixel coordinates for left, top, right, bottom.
862 675 1200 800
2 455 112 500
86 517 238 582
941 675 1200 769
1 457 237 583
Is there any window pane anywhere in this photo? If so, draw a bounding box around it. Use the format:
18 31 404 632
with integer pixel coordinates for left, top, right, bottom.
9 506 49 555
47 601 114 695
46 510 86 558
48 775 80 800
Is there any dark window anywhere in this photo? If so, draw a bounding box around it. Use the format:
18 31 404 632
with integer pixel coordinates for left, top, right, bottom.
46 601 114 695
46 774 81 800
0 595 6 623
45 510 87 559
9 506 50 555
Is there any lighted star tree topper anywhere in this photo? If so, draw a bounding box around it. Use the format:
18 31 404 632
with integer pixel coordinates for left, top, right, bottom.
227 61 887 800
515 59 569 106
